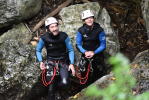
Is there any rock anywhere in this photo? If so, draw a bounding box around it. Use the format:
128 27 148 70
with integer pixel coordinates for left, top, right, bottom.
0 23 32 44
0 24 40 100
67 74 114 100
141 0 149 41
0 0 42 28
97 8 120 56
131 50 149 93
59 2 120 57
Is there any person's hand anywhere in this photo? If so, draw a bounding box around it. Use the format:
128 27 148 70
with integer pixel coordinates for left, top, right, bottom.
85 51 90 58
40 62 46 70
88 51 95 58
85 51 94 58
68 64 75 76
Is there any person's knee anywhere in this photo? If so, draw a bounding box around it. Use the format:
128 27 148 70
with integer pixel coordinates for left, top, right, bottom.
61 78 69 86
59 64 69 86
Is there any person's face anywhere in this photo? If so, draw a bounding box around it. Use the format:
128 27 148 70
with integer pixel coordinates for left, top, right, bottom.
48 23 59 36
84 17 94 26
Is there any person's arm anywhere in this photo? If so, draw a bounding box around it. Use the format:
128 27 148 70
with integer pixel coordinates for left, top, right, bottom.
65 37 75 76
65 37 74 64
94 31 106 54
36 38 45 62
76 32 87 54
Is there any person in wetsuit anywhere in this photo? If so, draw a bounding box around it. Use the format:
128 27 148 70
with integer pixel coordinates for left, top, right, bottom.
36 17 75 100
76 10 107 83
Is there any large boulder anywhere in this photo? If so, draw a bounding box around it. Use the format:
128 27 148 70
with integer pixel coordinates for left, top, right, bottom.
0 0 42 28
131 50 149 93
59 2 120 58
0 24 40 100
141 0 149 41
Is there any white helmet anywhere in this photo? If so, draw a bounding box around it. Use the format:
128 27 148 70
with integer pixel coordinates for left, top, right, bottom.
45 17 58 27
81 10 94 20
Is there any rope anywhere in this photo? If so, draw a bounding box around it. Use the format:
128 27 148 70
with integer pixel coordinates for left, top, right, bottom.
41 67 57 87
75 63 91 84
41 60 60 87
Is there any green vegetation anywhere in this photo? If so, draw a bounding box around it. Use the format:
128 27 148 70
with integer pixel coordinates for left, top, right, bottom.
85 53 149 100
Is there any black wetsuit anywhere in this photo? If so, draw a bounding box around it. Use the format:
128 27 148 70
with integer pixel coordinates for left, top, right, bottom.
36 32 74 100
76 22 107 83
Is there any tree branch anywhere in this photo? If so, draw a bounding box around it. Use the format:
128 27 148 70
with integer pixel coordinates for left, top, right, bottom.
32 0 73 32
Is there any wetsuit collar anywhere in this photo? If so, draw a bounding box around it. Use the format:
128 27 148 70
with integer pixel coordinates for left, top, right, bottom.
48 32 60 39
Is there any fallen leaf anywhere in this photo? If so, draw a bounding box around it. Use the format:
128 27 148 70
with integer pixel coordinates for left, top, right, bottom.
71 93 80 99
110 77 116 80
131 64 140 68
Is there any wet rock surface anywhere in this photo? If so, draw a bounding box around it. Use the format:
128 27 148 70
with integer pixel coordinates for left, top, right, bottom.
131 50 149 93
141 0 149 41
0 24 40 100
0 0 42 28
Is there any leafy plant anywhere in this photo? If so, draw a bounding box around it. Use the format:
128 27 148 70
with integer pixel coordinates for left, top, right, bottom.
85 53 149 100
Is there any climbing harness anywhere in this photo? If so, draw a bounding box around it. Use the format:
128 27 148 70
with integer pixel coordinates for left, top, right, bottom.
76 59 93 84
41 60 60 87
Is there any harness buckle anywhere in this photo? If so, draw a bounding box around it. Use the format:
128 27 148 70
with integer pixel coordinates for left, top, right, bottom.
80 67 86 72
46 64 54 77
78 57 87 72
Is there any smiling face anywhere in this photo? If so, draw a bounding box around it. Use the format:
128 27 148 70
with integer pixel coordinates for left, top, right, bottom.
84 17 94 26
48 23 59 36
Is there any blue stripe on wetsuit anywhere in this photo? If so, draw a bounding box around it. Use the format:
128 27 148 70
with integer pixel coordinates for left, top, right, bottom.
76 31 106 54
76 32 87 54
36 37 74 64
65 37 74 64
36 38 45 62
94 31 106 54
